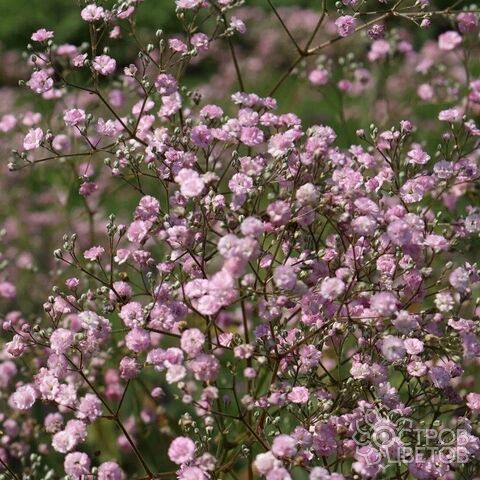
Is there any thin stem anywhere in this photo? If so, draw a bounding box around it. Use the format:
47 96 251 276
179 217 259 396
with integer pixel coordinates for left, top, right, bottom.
65 357 154 478
0 459 19 480
304 0 327 51
227 35 245 91
266 0 303 55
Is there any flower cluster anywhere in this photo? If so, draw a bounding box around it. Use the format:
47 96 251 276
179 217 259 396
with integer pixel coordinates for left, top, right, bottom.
0 0 480 479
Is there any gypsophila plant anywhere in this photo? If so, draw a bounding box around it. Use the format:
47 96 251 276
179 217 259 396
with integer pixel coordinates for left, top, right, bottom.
1 0 480 478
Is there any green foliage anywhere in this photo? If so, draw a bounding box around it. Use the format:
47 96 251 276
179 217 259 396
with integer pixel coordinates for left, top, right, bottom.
0 0 176 50
0 0 321 51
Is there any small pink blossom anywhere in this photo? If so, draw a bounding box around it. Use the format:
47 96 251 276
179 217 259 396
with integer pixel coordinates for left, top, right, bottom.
335 15 356 37
50 328 74 354
64 108 86 127
31 28 54 42
438 108 461 122
438 30 462 50
81 4 105 22
92 55 116 75
287 386 309 404
168 437 196 465
466 393 480 413
9 384 37 411
83 246 105 261
176 0 203 9
23 127 44 151
309 68 330 86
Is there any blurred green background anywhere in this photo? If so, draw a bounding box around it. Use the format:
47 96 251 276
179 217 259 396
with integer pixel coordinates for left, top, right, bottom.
0 0 322 52
0 0 457 50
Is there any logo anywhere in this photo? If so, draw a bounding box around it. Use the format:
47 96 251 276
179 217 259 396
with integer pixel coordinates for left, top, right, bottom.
352 407 470 469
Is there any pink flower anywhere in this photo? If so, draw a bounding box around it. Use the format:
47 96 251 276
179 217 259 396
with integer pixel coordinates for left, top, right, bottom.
200 104 223 120
97 461 126 480
65 419 87 443
368 39 390 62
168 437 196 465
424 234 449 252
79 181 98 197
387 219 412 246
287 386 309 404
240 127 264 147
309 68 329 86
180 328 205 357
408 361 428 377
52 430 77 453
404 338 424 355
273 265 297 290
241 217 265 237
119 356 140 379
169 38 188 53
466 392 480 413
267 200 291 226
449 267 470 292
188 353 219 382
380 335 406 361
155 73 178 96
166 364 187 384
296 183 319 206
0 281 16 299
5 1 480 476
119 302 143 328
9 384 37 411
50 328 74 354
176 0 203 9
335 15 356 37
438 107 461 122
26 70 53 94
350 213 375 234
81 4 105 22
125 327 151 353
417 83 434 101
52 134 70 151
5 335 27 358
230 16 246 34
64 452 91 479
44 413 64 433
178 466 208 480
0 114 17 132
83 246 105 261
31 28 54 42
98 461 124 480
229 173 253 195
407 147 430 165
370 292 398 316
160 92 182 116
93 55 116 75
191 32 209 52
268 130 299 157
320 277 345 301
457 12 478 33
127 220 151 244
64 108 86 126
23 127 44 151
77 394 102 422
116 4 135 19
254 452 282 475
438 30 462 50
191 125 213 147
271 434 297 457
71 53 87 67
135 195 160 221
175 168 205 198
